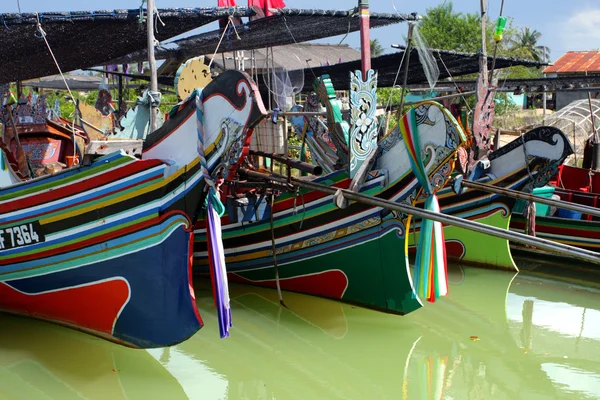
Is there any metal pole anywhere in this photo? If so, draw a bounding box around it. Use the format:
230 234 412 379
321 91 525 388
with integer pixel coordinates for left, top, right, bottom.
358 0 371 74
239 168 600 265
459 178 600 218
146 0 159 132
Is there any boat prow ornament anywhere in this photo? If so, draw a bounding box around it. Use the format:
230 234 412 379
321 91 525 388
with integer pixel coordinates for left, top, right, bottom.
200 69 268 181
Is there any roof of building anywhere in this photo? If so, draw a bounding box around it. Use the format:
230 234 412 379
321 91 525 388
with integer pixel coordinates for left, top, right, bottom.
22 75 117 91
543 51 600 74
207 43 361 72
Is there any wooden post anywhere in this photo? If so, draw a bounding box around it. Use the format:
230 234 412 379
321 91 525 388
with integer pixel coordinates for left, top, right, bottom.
146 0 159 132
480 0 488 86
118 73 124 117
358 0 371 75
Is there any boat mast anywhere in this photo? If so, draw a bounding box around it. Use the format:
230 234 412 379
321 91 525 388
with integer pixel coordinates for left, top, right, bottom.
358 0 371 74
147 0 159 132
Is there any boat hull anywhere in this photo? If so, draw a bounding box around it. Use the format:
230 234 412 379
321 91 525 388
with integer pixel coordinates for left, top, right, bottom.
194 101 467 313
0 152 204 348
409 126 573 270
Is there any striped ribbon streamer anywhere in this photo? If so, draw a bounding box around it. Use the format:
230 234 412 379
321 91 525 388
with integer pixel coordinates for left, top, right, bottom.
196 91 232 337
400 108 448 302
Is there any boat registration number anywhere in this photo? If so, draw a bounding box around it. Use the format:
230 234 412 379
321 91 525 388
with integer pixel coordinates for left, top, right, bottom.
0 222 45 251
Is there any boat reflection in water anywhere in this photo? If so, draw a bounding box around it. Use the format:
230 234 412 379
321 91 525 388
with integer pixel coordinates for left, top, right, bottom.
0 314 188 399
1 263 599 399
155 265 600 400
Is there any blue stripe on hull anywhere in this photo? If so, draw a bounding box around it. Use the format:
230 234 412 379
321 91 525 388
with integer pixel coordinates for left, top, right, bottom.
4 221 201 348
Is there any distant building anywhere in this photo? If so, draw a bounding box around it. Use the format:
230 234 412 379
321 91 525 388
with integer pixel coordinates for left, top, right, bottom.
544 51 600 110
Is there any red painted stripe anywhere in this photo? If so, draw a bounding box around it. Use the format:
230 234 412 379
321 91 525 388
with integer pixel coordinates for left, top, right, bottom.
1 159 163 214
0 279 129 335
273 177 352 212
9 174 162 225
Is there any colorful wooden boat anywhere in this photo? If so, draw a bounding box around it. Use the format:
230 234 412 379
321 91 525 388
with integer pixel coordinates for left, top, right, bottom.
0 70 265 347
193 99 467 315
409 126 573 270
510 186 600 256
507 162 600 258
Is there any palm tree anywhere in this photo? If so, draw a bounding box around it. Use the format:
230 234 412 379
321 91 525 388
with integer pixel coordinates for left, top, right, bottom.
509 27 550 62
370 39 385 58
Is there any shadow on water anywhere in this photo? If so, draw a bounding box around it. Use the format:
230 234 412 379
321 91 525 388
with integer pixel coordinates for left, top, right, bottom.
1 260 600 399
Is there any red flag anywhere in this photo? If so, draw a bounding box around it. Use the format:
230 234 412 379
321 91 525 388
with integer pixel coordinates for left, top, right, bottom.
248 0 285 16
218 0 237 5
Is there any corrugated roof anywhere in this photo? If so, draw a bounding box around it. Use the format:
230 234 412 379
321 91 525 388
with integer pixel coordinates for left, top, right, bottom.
544 51 600 74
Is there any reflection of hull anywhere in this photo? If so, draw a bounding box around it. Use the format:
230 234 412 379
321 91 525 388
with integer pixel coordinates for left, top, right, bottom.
152 266 594 399
0 313 188 399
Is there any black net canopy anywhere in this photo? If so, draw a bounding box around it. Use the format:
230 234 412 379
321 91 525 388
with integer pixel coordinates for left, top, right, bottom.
295 49 545 91
0 7 251 84
110 8 418 64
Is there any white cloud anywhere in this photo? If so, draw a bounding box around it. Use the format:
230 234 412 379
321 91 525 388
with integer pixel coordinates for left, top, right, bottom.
561 8 600 51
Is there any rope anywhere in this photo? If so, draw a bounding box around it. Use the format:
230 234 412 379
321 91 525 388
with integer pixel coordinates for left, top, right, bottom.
269 192 286 307
195 93 217 192
35 13 79 162
384 44 408 111
437 50 472 113
207 17 232 71
488 0 505 82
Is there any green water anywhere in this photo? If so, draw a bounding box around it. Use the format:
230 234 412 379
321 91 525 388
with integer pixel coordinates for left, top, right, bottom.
1 264 599 400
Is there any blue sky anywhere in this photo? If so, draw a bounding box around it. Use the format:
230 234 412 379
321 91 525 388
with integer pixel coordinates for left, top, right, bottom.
2 0 600 63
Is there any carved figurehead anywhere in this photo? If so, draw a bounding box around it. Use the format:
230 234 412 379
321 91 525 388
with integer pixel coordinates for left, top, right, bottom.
200 70 268 181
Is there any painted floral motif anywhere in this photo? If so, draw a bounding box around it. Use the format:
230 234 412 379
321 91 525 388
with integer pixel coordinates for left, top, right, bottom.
349 69 378 178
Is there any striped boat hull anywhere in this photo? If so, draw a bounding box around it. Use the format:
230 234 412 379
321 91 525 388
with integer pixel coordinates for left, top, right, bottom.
194 101 467 314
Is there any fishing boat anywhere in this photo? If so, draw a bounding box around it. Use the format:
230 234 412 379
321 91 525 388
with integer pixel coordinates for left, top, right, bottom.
510 163 600 256
0 12 269 346
193 96 467 314
409 126 573 269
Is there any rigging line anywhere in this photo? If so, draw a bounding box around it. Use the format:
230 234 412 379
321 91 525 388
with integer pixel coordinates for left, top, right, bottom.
16 0 21 13
437 50 472 112
35 13 79 158
488 0 505 82
282 16 317 80
384 46 408 110
207 17 232 71
337 10 354 45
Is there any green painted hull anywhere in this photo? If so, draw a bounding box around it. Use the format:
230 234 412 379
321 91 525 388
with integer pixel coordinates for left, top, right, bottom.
409 207 517 271
229 225 421 315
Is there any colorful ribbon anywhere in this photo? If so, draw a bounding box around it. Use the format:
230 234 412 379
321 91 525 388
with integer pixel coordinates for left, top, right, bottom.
196 91 231 337
400 108 448 302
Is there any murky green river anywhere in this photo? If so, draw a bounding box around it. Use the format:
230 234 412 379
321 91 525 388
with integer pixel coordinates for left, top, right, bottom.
1 263 599 399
